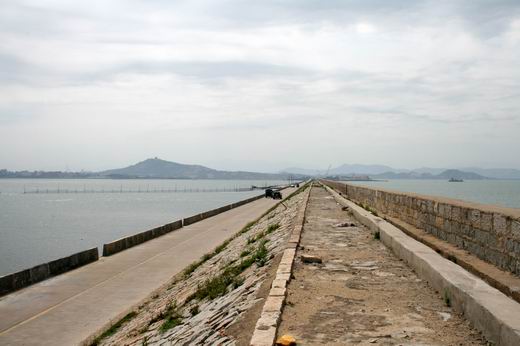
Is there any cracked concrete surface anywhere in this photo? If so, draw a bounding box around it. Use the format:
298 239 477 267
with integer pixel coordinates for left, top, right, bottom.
277 186 488 345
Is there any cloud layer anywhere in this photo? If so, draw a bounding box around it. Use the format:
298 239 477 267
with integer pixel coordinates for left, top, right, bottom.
1 0 520 171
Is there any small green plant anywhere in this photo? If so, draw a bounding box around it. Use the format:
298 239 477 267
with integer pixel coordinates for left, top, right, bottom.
159 301 183 333
240 249 251 257
253 240 269 267
214 240 230 254
187 240 270 303
443 289 451 307
90 311 136 345
238 221 256 236
266 223 280 234
189 304 199 316
373 231 380 240
232 276 245 288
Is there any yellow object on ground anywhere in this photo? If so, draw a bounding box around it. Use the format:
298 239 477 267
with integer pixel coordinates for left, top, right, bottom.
276 334 297 346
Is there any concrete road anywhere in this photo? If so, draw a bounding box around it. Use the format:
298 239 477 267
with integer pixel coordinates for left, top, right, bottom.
0 188 296 346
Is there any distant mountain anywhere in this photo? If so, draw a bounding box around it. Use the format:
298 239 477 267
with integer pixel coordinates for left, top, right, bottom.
372 169 488 180
100 158 297 180
280 167 324 176
459 167 520 180
283 164 406 176
330 164 406 175
435 169 487 180
283 163 520 180
411 167 446 175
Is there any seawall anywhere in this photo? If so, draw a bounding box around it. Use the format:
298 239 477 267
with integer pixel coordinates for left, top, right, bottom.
322 180 520 276
0 248 98 296
1 192 270 296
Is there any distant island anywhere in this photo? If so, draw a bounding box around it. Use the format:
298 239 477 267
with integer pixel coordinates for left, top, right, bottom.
283 164 520 180
3 159 520 180
0 158 306 180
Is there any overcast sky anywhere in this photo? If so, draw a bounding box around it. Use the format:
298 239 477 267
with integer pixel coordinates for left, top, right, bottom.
1 0 520 172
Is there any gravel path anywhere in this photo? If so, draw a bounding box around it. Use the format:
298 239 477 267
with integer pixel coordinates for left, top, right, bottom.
277 185 488 345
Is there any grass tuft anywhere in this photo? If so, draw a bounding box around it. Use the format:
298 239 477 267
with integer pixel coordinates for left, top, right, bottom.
187 240 270 303
159 301 183 333
90 311 136 345
189 304 199 316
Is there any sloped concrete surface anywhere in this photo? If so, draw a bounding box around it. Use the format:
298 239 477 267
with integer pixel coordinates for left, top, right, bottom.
0 188 295 346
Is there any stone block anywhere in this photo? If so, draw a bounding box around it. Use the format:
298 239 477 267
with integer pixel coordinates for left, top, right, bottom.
512 220 520 240
250 326 277 346
443 219 452 233
272 278 289 289
455 236 465 248
263 295 285 312
451 221 461 236
447 233 457 245
427 200 434 214
280 249 296 265
300 255 322 264
474 229 488 245
276 263 292 274
269 286 287 297
443 204 452 219
469 209 481 228
435 216 444 229
492 213 507 236
451 206 462 222
438 203 445 217
480 212 493 232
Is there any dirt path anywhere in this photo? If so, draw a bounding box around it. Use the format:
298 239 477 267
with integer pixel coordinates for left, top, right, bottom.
277 185 488 345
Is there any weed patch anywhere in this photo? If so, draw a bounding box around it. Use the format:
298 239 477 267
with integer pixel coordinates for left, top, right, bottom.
187 240 270 303
159 301 183 333
189 304 199 316
266 223 280 234
90 311 136 345
373 231 380 240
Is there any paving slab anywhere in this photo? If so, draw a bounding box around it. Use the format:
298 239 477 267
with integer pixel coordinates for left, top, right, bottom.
278 185 488 345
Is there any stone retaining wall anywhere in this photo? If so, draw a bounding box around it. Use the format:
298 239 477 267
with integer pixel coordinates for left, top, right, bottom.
0 247 99 296
322 180 520 276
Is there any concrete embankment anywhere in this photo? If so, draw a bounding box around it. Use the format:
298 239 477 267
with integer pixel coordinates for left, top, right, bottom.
0 186 298 346
0 248 98 297
322 180 520 276
103 195 267 256
93 184 310 346
323 182 520 345
1 192 268 296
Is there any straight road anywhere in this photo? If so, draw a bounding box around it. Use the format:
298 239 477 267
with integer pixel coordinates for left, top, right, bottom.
0 187 296 345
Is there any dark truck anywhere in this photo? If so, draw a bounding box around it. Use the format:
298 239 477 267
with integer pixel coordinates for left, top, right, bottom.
265 188 282 199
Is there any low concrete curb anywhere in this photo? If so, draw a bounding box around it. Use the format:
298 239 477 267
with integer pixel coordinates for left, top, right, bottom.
0 248 99 297
250 184 312 346
103 194 265 256
323 184 520 346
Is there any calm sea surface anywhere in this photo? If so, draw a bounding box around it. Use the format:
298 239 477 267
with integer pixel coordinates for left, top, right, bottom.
0 179 288 276
346 179 520 209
